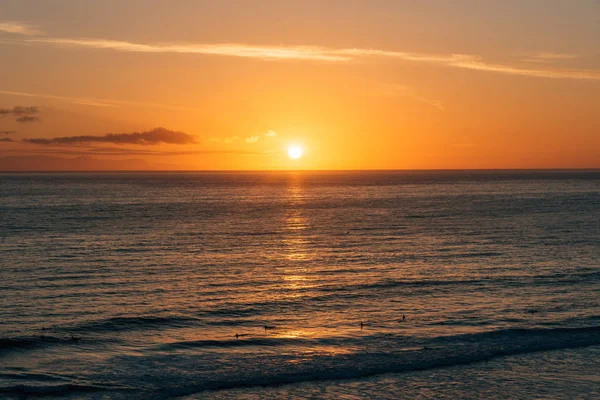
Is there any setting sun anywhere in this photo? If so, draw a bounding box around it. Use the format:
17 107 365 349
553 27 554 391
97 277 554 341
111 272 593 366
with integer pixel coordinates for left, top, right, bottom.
288 146 303 160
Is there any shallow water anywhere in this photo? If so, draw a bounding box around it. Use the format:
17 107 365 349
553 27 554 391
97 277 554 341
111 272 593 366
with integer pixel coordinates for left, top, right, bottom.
1 171 599 398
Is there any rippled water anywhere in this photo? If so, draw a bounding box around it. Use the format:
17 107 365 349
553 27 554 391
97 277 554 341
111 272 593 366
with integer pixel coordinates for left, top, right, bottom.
1 171 599 398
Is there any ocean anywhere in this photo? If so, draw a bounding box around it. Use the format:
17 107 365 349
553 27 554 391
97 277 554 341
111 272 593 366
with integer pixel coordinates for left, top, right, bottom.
1 171 599 399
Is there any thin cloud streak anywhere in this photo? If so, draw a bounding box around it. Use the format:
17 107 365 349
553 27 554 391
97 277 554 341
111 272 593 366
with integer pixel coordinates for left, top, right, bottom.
384 84 444 110
0 89 193 110
523 52 578 64
529 51 578 62
22 38 351 61
450 59 600 81
346 50 600 80
11 36 600 81
0 21 43 36
531 52 578 60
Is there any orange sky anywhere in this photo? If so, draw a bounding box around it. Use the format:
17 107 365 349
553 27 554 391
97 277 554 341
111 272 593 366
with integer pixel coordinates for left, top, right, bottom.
0 1 599 170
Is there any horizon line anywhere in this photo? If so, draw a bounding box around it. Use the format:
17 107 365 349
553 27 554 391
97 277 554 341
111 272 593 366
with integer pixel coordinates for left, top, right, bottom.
1 168 599 173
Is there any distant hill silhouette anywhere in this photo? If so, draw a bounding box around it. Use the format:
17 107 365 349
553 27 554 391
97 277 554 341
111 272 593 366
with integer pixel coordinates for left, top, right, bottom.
0 155 175 171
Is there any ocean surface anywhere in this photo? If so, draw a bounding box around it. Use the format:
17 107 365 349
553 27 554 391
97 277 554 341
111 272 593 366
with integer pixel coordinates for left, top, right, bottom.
0 171 599 399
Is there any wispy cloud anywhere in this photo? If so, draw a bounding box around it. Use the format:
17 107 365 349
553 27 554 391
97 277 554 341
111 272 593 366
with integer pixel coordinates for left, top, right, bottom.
0 24 596 81
24 127 197 145
0 21 43 36
20 38 351 62
245 136 259 143
0 130 16 135
265 130 277 137
384 84 444 110
448 58 600 80
0 89 191 110
0 138 15 142
7 36 598 81
523 52 578 63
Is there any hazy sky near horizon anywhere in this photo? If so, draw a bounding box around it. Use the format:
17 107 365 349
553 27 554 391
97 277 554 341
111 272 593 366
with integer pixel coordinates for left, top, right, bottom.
1 0 599 169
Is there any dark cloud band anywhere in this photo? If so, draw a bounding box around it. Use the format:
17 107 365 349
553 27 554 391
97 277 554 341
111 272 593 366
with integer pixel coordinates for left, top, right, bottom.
0 106 41 123
24 127 196 145
16 116 41 123
0 106 39 116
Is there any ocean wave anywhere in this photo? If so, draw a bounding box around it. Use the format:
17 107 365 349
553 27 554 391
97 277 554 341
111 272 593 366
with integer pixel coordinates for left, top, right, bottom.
150 325 600 396
318 278 485 292
318 270 600 293
0 338 39 351
3 324 599 397
0 371 71 383
439 325 600 342
69 315 200 333
0 335 88 352
156 336 315 350
155 325 600 352
0 336 69 351
405 214 452 219
0 383 108 396
0 315 201 353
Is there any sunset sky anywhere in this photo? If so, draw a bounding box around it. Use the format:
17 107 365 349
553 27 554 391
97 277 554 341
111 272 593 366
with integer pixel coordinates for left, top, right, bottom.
0 0 599 170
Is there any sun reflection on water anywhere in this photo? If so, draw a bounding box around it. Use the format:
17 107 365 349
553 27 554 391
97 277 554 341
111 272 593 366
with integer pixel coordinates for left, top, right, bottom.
278 178 322 299
282 180 314 263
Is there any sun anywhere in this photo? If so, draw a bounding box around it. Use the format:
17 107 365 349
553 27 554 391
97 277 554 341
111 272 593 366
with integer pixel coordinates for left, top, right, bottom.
288 146 303 159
